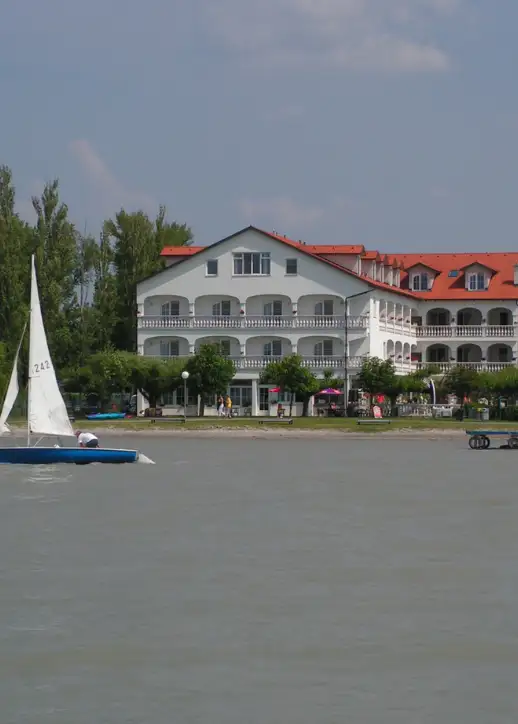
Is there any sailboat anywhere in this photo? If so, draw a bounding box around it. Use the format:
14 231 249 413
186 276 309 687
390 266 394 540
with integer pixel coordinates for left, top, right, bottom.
0 256 148 465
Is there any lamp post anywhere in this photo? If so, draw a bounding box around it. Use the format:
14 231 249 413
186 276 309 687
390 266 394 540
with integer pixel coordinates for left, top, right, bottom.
344 289 374 406
181 370 189 422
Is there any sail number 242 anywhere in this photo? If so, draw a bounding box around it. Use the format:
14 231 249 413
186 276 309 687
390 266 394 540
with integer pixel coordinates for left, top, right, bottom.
33 360 51 374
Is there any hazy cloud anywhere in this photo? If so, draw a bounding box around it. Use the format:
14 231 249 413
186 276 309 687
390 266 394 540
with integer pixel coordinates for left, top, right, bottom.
204 0 461 72
69 139 156 215
239 196 327 230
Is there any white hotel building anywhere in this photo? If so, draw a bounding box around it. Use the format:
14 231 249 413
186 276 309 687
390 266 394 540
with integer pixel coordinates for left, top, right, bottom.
136 226 518 415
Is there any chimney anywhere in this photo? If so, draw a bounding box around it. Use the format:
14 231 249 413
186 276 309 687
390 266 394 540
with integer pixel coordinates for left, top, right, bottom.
515 265 518 285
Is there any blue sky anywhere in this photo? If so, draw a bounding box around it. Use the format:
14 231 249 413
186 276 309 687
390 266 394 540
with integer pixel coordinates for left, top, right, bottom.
1 0 518 252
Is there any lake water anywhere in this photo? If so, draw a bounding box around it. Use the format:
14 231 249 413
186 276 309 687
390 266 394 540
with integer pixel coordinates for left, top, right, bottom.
1 436 518 723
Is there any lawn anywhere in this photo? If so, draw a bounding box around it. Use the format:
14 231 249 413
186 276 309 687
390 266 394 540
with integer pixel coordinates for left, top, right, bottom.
9 415 517 433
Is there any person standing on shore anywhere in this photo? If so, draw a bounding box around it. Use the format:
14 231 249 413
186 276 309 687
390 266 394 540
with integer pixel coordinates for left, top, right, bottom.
225 395 232 418
217 395 225 416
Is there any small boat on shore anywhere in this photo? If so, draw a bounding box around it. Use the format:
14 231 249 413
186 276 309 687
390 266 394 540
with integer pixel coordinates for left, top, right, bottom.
86 412 127 421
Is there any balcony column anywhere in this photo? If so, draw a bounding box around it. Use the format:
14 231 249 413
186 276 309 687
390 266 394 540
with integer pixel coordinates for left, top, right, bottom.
240 343 246 356
137 343 143 356
189 343 195 356
240 301 246 327
251 379 259 416
188 302 195 328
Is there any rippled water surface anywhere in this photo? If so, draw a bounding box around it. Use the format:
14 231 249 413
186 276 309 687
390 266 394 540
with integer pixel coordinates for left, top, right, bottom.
1 436 518 723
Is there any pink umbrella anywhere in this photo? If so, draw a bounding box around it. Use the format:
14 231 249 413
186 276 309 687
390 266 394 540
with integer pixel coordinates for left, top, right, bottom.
318 388 342 395
269 387 281 393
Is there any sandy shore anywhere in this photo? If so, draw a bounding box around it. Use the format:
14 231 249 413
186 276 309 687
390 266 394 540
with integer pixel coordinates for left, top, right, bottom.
6 425 469 440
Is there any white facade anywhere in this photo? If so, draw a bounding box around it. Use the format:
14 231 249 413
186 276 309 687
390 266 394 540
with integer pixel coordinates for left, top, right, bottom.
136 228 518 415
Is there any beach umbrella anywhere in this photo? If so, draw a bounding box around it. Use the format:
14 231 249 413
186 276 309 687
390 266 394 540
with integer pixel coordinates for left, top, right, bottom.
318 388 342 395
269 387 281 393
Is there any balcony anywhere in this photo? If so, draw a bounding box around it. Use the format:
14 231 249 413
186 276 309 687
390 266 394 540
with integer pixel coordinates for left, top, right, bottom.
417 361 515 373
416 325 516 339
146 353 365 370
138 315 369 331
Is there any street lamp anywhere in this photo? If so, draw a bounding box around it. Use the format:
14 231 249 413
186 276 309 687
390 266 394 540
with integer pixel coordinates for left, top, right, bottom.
181 370 189 422
344 289 374 406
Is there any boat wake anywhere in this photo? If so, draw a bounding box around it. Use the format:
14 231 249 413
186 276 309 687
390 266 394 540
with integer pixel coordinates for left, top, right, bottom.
137 453 155 464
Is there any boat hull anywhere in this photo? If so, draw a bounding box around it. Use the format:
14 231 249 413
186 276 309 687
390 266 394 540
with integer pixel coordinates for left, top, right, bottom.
0 447 139 465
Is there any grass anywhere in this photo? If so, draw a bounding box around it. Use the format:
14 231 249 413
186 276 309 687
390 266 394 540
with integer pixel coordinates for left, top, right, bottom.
10 416 518 432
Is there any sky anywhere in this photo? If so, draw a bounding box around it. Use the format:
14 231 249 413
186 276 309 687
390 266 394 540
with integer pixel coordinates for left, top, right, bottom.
1 0 518 252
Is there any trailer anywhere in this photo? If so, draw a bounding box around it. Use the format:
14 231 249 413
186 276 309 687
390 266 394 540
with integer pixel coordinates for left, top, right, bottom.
466 430 518 449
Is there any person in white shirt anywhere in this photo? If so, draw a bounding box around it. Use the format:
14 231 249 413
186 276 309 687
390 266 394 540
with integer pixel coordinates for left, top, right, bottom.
75 430 99 448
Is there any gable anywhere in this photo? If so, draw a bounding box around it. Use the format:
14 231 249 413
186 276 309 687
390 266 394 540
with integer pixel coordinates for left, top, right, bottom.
137 227 371 301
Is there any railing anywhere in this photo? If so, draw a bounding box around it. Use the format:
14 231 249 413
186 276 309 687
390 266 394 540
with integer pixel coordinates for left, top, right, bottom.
417 361 514 373
416 325 516 338
138 315 369 330
147 354 366 369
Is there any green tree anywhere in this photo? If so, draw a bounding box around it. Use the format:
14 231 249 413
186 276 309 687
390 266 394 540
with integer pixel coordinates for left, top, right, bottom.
102 206 192 351
0 166 31 354
80 349 133 408
356 357 397 397
32 180 80 369
261 354 320 416
320 369 344 391
443 365 480 400
185 344 236 416
490 367 518 398
128 354 185 409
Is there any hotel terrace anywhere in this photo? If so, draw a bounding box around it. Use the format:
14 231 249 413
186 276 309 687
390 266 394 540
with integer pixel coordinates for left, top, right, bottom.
136 226 518 415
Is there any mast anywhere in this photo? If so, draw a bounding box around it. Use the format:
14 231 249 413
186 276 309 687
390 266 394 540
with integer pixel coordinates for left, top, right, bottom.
26 255 34 447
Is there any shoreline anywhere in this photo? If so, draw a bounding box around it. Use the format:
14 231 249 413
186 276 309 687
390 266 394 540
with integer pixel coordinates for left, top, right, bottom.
5 425 471 440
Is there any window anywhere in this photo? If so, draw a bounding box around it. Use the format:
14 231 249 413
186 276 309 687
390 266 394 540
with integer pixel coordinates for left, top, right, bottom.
286 258 298 275
159 340 179 356
176 387 197 407
314 340 333 356
161 392 175 406
264 300 283 316
212 300 231 316
448 270 459 277
259 387 270 412
412 273 429 291
213 339 231 356
161 300 180 316
264 340 282 356
315 300 334 316
206 259 218 276
233 252 271 276
468 273 485 291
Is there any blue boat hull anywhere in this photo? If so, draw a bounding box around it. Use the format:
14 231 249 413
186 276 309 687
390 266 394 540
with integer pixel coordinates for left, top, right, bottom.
86 413 126 420
0 447 139 465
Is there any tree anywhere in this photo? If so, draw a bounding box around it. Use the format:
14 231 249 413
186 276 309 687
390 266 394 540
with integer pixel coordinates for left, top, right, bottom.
0 166 31 355
356 357 397 397
102 207 192 352
81 349 133 408
490 367 518 399
128 355 185 409
184 345 236 416
32 180 80 369
443 366 480 401
261 354 320 416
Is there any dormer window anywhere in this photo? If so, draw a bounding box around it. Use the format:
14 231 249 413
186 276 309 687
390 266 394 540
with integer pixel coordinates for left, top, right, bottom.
468 272 485 291
412 273 429 291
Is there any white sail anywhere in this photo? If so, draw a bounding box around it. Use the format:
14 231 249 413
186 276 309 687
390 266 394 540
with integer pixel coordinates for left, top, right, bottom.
27 255 74 438
0 327 26 435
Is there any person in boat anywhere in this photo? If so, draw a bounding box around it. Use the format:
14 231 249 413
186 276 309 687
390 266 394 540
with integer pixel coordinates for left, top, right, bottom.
75 430 100 448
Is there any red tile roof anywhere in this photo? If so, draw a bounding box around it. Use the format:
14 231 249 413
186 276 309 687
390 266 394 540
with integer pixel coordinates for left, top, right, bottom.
159 229 518 301
398 253 518 300
161 246 204 256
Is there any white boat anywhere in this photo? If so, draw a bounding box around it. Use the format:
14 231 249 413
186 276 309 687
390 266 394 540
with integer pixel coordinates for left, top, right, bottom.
0 256 152 465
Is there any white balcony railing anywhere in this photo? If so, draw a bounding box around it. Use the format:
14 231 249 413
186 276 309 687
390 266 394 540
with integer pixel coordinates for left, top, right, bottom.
417 361 514 373
146 354 366 370
416 325 516 338
138 315 369 331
